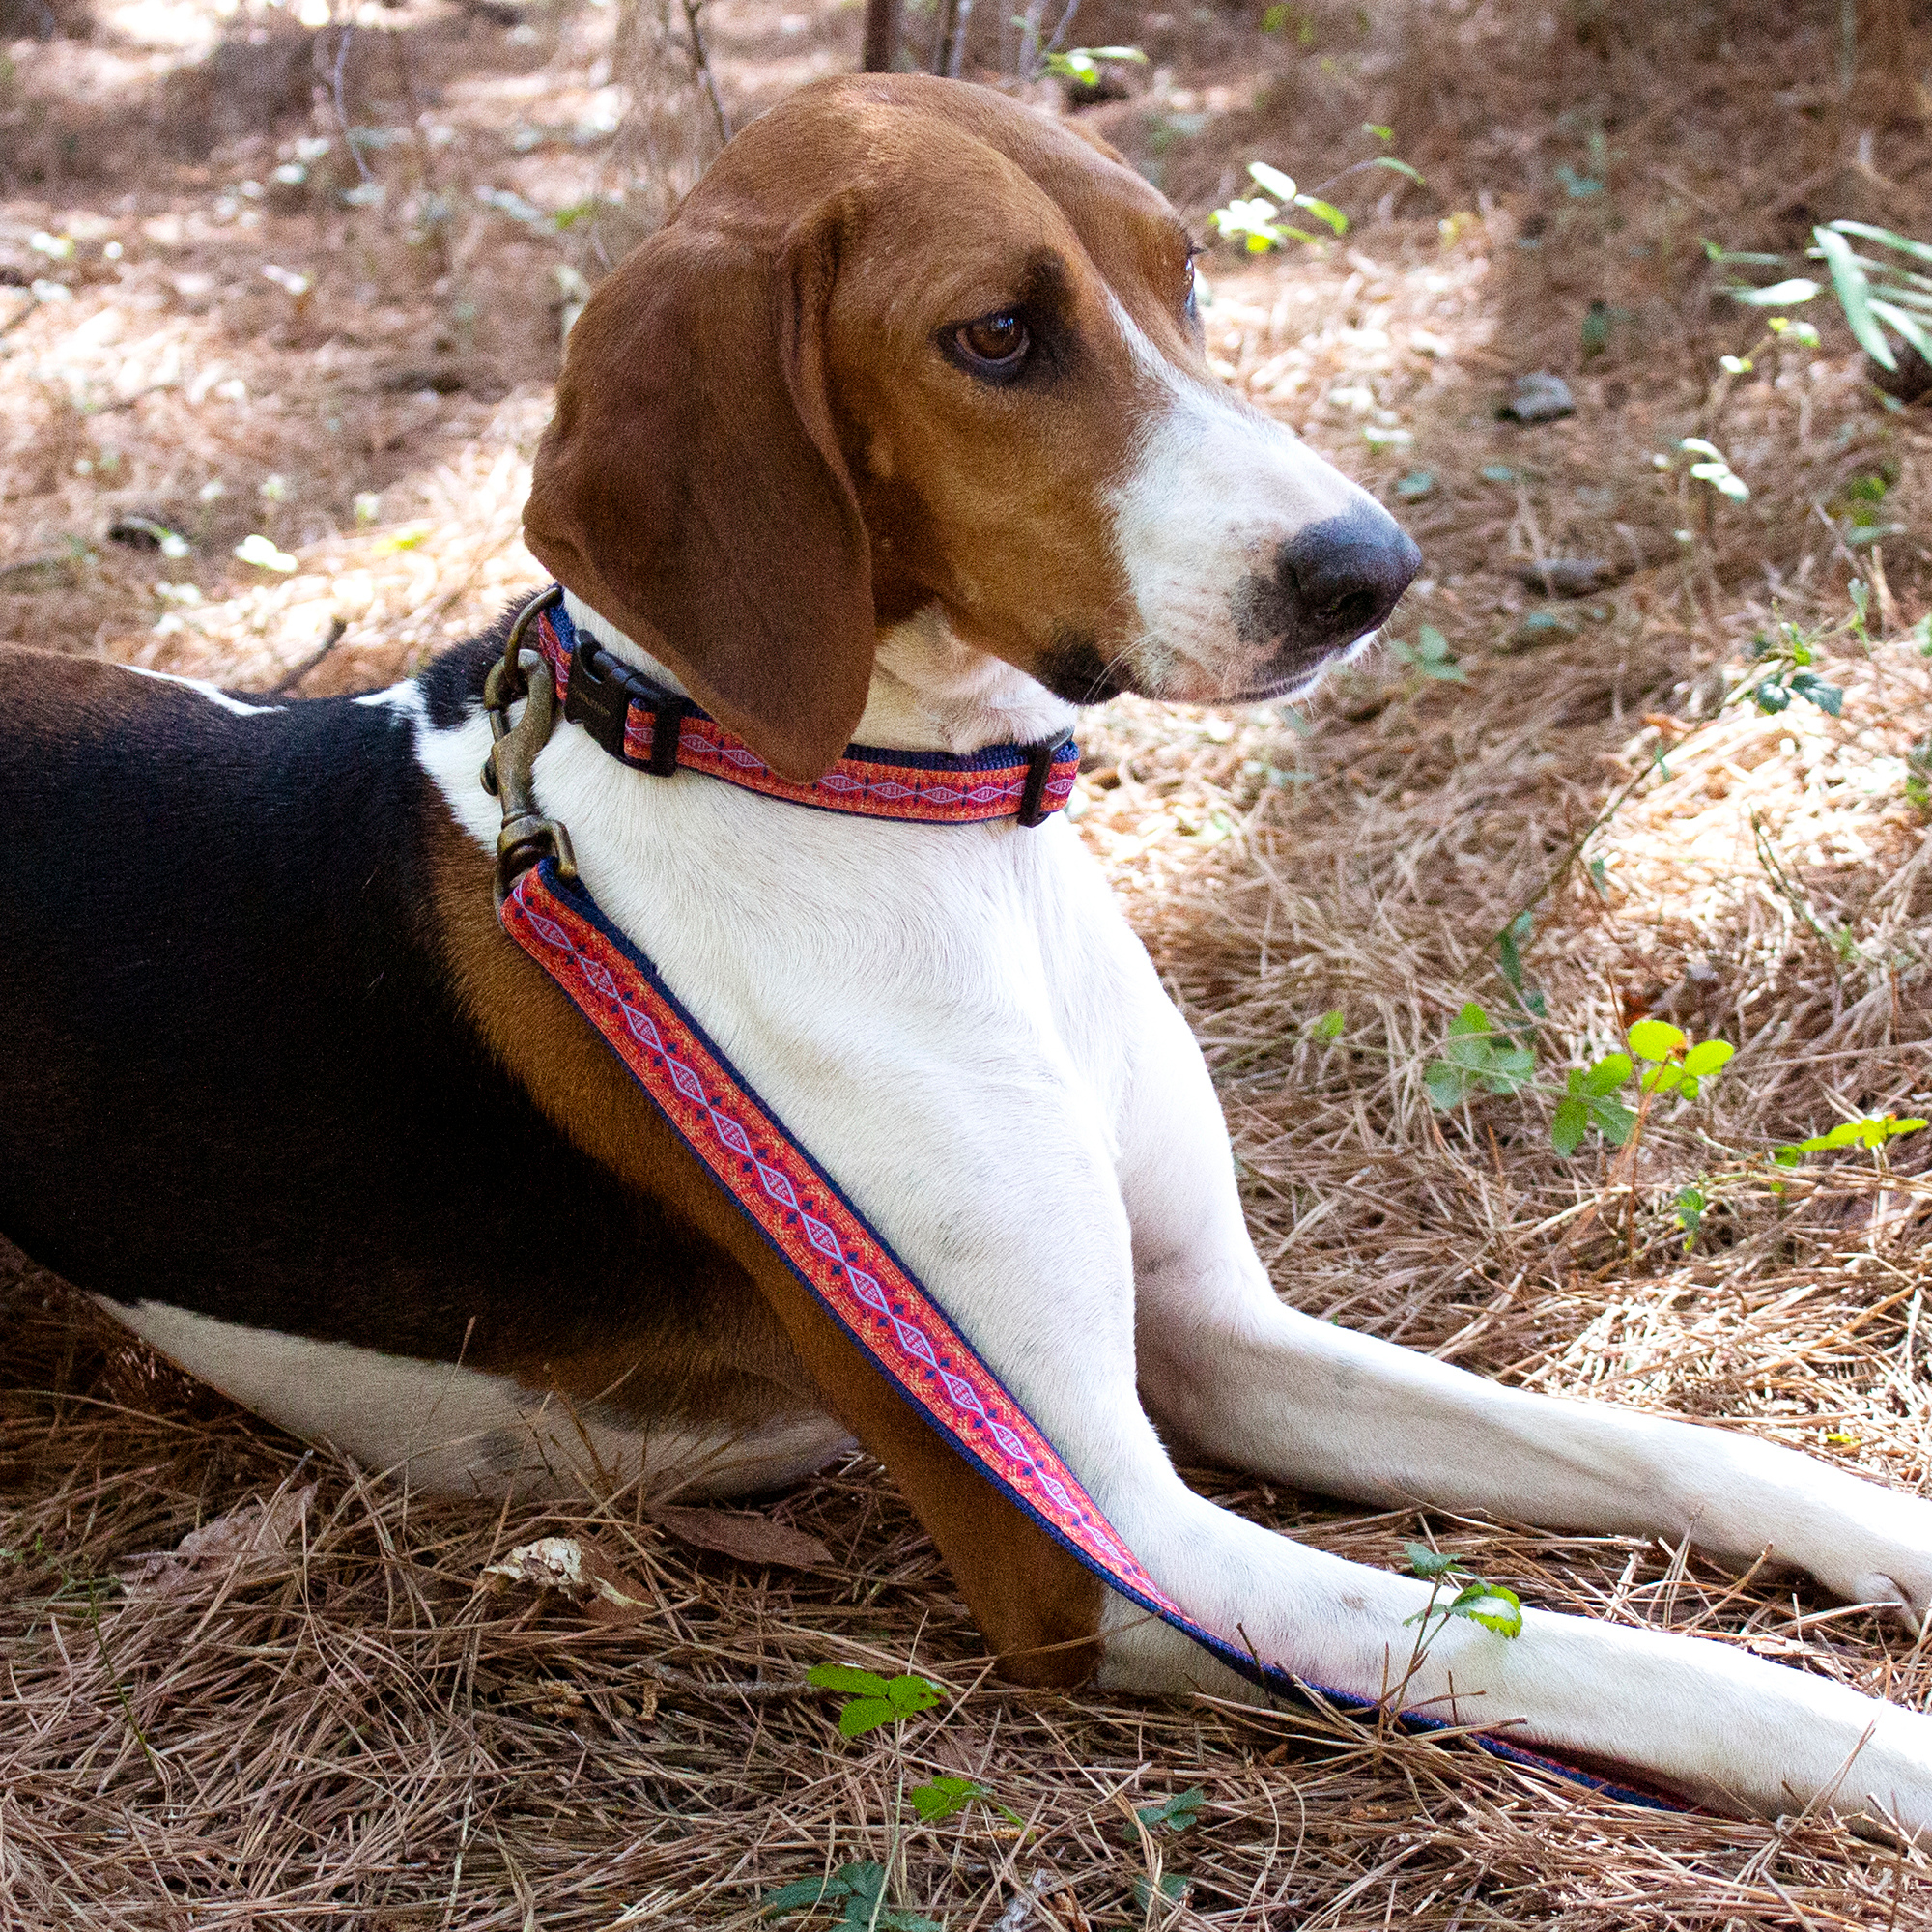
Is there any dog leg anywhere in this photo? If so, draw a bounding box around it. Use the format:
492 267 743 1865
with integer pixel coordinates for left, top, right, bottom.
1081 990 1932 1825
829 1176 1932 1828
1118 994 1932 1630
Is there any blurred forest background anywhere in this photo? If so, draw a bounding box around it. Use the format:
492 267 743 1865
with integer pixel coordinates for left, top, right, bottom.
5 2 1932 1927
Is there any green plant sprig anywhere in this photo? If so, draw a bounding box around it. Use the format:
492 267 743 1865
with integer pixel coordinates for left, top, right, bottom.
1400 1543 1524 1639
1774 1114 1927 1167
1426 1010 1733 1160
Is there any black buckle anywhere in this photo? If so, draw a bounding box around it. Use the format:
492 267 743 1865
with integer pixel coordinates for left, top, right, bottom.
1016 740 1062 829
562 637 632 760
564 638 691 777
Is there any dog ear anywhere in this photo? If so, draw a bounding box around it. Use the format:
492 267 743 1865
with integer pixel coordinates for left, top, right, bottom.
522 213 873 782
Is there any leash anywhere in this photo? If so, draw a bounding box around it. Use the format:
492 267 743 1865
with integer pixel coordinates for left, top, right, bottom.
480 587 1678 1809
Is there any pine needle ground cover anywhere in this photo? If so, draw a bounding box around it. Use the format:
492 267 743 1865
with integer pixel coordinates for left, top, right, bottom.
5 2 1932 1924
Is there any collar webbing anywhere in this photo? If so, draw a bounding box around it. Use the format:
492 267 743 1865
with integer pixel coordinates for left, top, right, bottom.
532 598 1079 827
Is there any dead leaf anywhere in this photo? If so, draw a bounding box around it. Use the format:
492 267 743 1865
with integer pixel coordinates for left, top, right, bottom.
649 1504 833 1570
482 1534 656 1625
118 1483 316 1594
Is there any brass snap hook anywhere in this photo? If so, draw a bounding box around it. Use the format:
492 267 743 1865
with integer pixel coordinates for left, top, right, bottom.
482 584 577 907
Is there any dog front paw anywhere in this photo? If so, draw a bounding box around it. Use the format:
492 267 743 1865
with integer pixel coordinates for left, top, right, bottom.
1692 1441 1932 1634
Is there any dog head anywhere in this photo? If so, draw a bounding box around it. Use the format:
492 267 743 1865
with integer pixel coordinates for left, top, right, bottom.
524 73 1419 781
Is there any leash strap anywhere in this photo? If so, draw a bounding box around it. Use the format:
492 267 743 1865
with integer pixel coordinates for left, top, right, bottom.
534 603 1079 828
499 856 1676 1811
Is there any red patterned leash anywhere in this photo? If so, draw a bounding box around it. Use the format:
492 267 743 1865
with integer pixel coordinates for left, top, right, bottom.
498 856 1677 1812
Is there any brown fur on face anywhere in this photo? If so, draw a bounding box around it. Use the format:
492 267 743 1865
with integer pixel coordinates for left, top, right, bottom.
522 73 1205 780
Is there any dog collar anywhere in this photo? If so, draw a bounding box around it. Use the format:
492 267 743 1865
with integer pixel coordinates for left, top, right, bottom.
530 594 1079 828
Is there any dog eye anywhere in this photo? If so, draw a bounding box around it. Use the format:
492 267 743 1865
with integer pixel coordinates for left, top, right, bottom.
952 312 1030 375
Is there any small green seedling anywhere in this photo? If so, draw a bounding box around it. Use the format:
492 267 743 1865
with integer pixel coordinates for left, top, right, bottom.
1135 1788 1206 1833
1550 1022 1731 1157
1040 44 1147 85
1719 221 1932 375
1131 1874 1192 1912
1906 733 1932 813
1310 1008 1346 1040
1424 1003 1537 1110
1678 436 1749 503
1550 1054 1636 1156
907 1775 1022 1827
1390 623 1465 684
1747 621 1843 717
1495 908 1547 1018
1673 1185 1707 1247
1210 161 1353 253
806 1662 944 1738
761 1863 940 1930
1774 1115 1927 1166
1401 1543 1523 1638
1629 1018 1734 1097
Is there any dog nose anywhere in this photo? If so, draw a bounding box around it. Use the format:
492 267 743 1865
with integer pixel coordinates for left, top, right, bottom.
1274 506 1422 653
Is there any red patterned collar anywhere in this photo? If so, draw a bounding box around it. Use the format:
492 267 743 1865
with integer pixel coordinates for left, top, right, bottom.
532 598 1079 828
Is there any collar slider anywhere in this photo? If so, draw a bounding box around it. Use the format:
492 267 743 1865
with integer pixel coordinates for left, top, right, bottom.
562 636 632 761
1016 740 1059 829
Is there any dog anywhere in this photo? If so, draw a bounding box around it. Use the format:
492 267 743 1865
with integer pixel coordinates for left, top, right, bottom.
6 72 1932 1833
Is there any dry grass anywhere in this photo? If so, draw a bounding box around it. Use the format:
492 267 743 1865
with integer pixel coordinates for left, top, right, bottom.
7 0 1932 1924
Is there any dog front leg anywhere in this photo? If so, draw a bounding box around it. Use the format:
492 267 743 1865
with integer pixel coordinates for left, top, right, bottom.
1118 996 1932 1632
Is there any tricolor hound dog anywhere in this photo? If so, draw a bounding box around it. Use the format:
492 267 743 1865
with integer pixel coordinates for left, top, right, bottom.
5 73 1931 1833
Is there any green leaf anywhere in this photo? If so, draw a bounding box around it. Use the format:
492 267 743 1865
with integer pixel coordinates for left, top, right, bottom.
1293 195 1349 236
1626 1019 1686 1062
1364 122 1393 142
1404 1541 1460 1577
1550 1095 1588 1156
1581 1052 1633 1096
1588 1095 1635 1146
1869 298 1932 365
1424 1062 1467 1110
910 1775 986 1823
1497 925 1524 992
1731 277 1820 306
1368 155 1424 183
1680 1039 1733 1078
1396 469 1435 499
763 1874 846 1916
1135 1787 1207 1833
1826 219 1932 267
1640 1062 1686 1096
1447 1581 1523 1637
1814 225 1896 371
1130 1873 1192 1911
807 1663 890 1697
838 1697 899 1736
1704 241 1786 266
1314 1008 1346 1039
1788 669 1843 716
1674 1185 1705 1236
886 1673 945 1718
1753 678 1793 714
